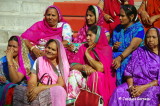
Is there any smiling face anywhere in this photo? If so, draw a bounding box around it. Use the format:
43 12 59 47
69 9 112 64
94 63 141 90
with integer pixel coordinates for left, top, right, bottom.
86 10 96 25
45 8 59 28
86 30 96 46
146 29 159 50
7 40 19 57
45 41 58 60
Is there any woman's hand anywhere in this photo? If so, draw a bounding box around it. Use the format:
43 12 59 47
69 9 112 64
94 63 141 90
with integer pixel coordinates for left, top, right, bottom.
130 85 147 98
149 15 159 25
113 42 121 50
112 56 122 69
140 11 150 25
67 44 75 52
32 48 45 58
27 86 42 102
0 76 6 82
5 48 14 61
104 14 114 22
85 43 96 55
83 65 96 75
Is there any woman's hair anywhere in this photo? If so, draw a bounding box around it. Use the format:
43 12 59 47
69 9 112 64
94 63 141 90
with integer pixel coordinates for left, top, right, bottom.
8 36 18 43
87 5 96 16
88 25 98 34
46 39 56 47
145 27 160 55
121 4 139 23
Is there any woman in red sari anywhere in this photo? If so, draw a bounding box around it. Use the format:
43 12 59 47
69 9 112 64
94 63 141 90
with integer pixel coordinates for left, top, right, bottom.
138 0 160 31
97 0 134 34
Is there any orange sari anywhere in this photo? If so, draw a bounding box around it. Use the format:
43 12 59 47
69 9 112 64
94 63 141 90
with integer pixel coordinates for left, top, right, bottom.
145 0 160 29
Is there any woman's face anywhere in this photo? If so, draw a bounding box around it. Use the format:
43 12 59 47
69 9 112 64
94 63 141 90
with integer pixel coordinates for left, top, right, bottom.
87 30 96 46
146 29 159 50
45 42 58 60
119 8 131 26
45 8 59 28
86 10 96 25
7 40 19 57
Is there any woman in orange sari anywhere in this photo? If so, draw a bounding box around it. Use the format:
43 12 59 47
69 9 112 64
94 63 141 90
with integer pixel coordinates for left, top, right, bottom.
138 0 160 30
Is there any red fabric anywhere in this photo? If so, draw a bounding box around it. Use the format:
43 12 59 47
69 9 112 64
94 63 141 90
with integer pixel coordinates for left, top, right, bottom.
103 0 134 33
5 88 14 105
75 89 102 106
146 0 160 16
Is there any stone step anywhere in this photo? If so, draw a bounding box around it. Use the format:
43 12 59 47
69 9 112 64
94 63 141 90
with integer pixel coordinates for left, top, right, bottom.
0 14 43 31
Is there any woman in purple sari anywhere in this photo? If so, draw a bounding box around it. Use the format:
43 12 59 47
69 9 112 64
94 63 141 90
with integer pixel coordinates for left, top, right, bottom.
68 25 116 105
109 27 160 106
21 5 73 58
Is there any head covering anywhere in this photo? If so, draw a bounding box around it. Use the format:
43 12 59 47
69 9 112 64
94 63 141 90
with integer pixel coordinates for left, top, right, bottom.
54 39 70 84
37 39 70 86
21 5 66 45
71 26 116 105
15 36 31 80
73 5 108 43
145 27 160 55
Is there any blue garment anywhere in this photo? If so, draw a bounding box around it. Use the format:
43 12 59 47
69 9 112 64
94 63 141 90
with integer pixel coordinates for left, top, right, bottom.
0 54 34 105
110 22 145 85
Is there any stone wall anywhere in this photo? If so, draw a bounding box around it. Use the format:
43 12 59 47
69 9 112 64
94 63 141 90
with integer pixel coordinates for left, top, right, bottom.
0 0 141 57
0 0 80 57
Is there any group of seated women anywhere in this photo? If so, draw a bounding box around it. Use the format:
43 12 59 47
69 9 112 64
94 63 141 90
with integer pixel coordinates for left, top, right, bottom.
0 1 160 106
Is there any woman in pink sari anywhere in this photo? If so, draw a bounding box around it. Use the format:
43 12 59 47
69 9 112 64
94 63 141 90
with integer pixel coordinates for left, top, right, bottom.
71 5 110 52
68 25 116 105
97 0 134 34
13 39 70 106
21 5 73 58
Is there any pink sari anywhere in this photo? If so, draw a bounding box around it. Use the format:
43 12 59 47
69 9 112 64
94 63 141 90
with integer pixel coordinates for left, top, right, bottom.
69 26 116 105
16 36 32 80
13 39 70 106
21 5 66 45
37 39 70 105
73 5 109 44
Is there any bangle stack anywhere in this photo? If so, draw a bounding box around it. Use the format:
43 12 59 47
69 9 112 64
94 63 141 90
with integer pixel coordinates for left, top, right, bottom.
119 54 124 60
30 46 35 51
8 64 14 68
82 65 86 70
128 85 133 89
149 83 153 87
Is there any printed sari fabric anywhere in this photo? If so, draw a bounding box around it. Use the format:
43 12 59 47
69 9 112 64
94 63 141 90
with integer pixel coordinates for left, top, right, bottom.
110 22 145 86
13 39 70 106
109 46 160 106
0 36 34 106
73 5 109 45
103 0 134 34
68 26 116 105
143 0 160 30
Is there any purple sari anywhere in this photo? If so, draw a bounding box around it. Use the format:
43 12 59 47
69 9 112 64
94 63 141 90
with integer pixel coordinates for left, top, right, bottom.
109 46 160 106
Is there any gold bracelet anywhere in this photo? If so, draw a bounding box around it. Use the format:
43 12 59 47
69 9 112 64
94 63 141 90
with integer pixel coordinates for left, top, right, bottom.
149 83 153 87
82 65 86 70
30 46 35 51
8 64 15 68
119 54 124 60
